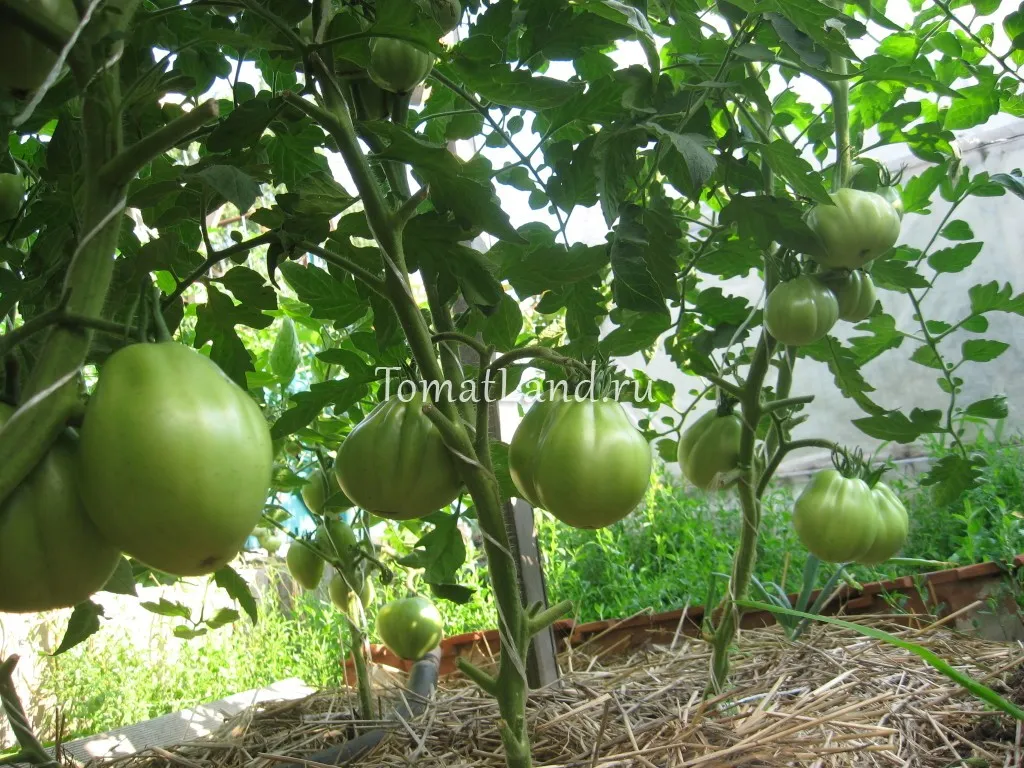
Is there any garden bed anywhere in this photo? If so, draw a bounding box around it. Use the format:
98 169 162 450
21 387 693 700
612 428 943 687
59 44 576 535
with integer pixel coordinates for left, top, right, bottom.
87 618 1024 768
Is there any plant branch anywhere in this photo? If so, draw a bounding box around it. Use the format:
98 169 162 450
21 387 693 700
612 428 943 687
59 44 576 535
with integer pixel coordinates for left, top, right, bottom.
99 100 220 187
762 394 815 414
300 241 387 295
756 438 840 498
487 346 587 379
456 658 498 696
394 185 429 228
527 599 573 635
431 331 488 358
1 657 56 768
163 232 277 307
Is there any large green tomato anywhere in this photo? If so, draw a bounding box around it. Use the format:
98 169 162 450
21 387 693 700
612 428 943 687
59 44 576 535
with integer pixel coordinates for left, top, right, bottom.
0 406 121 613
368 38 434 94
0 0 78 92
793 470 879 563
286 540 324 590
301 467 352 515
79 342 274 577
376 595 443 660
858 482 909 565
0 171 24 222
335 393 462 520
764 275 839 346
806 188 902 269
830 270 877 323
677 409 742 491
509 394 652 529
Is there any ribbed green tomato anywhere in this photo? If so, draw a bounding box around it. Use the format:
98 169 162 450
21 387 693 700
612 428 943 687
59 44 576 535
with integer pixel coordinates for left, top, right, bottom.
301 467 352 515
877 186 904 220
764 275 839 346
376 596 443 660
677 409 742 491
0 406 121 613
0 171 24 222
793 470 879 563
335 394 462 520
269 317 300 385
509 394 652 529
0 0 77 92
806 188 902 269
286 540 324 590
831 270 877 323
368 38 434 93
858 483 909 565
79 342 274 577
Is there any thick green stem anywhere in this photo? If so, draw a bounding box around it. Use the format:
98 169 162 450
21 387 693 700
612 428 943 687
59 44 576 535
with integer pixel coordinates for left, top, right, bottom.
825 11 851 191
303 56 534 766
1 657 55 768
709 333 774 692
345 619 374 721
0 34 205 507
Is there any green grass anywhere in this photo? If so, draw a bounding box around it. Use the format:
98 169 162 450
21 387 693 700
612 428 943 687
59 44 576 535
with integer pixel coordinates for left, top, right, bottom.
24 432 1024 744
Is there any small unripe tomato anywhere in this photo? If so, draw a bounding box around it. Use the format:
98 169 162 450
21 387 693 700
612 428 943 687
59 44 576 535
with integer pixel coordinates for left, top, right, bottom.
376 595 443 660
0 170 24 222
368 38 434 94
827 270 878 323
764 275 839 346
677 409 742 491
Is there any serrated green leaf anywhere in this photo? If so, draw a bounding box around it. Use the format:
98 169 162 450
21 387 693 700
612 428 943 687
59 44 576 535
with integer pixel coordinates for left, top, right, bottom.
214 566 258 624
963 395 1008 419
52 601 104 656
483 295 523 352
961 338 1009 363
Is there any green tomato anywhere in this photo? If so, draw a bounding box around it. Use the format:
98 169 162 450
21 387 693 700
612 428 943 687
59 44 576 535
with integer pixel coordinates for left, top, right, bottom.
509 393 652 529
349 77 393 122
793 469 879 563
858 482 909 565
301 467 352 515
0 170 24 222
328 570 375 613
677 409 742 491
335 394 462 520
286 540 324 590
376 595 443 660
269 316 300 385
829 270 877 323
0 405 121 613
316 517 359 567
368 38 434 94
79 342 274 577
806 188 902 269
764 275 839 346
415 0 462 34
0 0 78 92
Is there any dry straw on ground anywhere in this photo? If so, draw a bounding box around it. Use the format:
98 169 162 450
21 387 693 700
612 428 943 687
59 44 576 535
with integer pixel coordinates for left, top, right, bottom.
85 615 1024 768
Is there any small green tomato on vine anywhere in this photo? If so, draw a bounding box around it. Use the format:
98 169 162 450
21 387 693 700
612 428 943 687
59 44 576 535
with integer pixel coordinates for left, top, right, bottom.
677 407 743 491
764 274 839 346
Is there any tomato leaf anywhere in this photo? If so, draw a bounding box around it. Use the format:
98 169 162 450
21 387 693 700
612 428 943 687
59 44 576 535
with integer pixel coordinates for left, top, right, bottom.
214 566 258 624
52 601 104 656
919 453 987 506
100 558 138 597
963 395 1009 420
483 296 524 352
852 408 942 443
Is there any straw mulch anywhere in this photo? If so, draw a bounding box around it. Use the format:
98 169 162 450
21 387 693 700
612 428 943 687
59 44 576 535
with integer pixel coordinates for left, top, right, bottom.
87 615 1024 768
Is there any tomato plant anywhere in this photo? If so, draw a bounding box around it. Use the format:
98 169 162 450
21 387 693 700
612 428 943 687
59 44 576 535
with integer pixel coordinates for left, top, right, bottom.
78 343 273 577
677 409 743 491
376 595 443 661
509 394 652 529
792 470 880 564
335 394 462 520
763 275 839 346
806 188 902 270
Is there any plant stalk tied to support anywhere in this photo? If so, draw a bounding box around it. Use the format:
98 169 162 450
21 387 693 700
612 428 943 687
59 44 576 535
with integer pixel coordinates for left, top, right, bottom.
290 52 573 768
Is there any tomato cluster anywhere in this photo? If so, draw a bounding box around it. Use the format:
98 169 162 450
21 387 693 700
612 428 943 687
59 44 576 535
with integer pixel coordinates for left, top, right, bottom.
793 470 909 564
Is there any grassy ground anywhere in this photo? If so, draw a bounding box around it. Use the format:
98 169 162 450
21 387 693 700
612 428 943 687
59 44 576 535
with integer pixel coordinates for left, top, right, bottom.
27 432 1024 744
